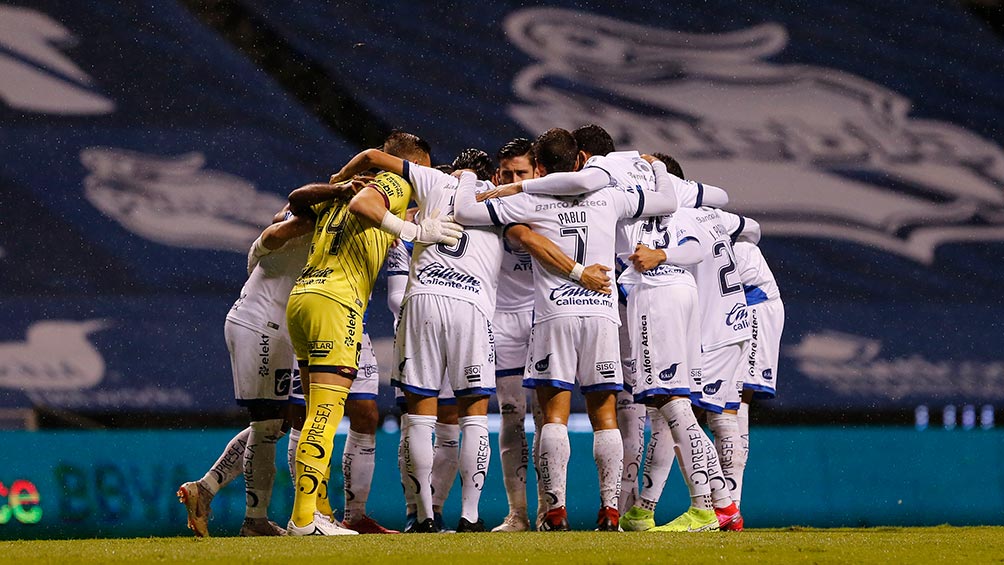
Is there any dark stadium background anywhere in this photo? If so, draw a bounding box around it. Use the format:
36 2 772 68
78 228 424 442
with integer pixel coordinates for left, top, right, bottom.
1 0 1002 538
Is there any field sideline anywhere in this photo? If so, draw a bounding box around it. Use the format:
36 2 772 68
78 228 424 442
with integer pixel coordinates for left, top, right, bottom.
3 527 1003 564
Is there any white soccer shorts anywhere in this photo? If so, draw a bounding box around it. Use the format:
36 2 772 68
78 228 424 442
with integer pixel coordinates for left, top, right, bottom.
493 309 533 378
225 320 293 408
524 316 623 394
699 342 746 413
628 284 702 405
737 298 785 400
392 294 496 398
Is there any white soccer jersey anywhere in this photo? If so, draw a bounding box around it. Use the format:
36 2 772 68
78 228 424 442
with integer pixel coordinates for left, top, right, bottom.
584 152 660 260
495 239 534 313
481 185 652 326
226 235 310 337
617 213 697 288
733 241 781 306
674 207 752 351
385 238 412 277
403 162 503 319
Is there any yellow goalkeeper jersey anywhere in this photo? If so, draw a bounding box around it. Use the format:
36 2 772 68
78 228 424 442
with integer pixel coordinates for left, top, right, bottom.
290 171 412 312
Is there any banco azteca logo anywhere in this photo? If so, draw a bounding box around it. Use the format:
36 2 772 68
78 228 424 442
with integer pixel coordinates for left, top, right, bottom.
505 8 1004 264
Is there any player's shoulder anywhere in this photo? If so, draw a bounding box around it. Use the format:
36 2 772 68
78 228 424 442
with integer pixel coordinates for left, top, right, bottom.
373 170 412 199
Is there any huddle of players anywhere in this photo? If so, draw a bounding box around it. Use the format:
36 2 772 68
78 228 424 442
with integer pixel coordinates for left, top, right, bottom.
179 124 785 536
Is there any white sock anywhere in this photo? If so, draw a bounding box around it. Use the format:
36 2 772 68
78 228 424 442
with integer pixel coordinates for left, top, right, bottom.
735 402 750 508
538 423 570 509
201 426 251 494
638 407 674 511
398 415 416 514
431 422 460 509
342 429 376 524
616 392 646 513
459 415 490 521
531 396 547 517
244 419 283 519
708 412 741 503
497 376 529 514
704 436 733 508
659 398 713 509
593 428 623 510
286 427 301 481
403 414 436 520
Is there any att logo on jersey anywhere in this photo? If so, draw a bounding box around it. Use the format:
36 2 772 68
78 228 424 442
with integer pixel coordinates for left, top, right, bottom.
659 363 680 382
504 8 1004 264
725 303 749 331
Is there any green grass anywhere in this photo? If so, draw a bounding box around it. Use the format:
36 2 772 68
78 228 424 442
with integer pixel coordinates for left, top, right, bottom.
4 527 1004 564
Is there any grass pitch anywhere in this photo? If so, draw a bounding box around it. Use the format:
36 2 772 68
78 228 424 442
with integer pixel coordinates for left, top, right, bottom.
4 527 1003 564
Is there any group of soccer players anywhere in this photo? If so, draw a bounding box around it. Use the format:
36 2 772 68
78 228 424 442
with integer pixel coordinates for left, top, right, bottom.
177 124 785 536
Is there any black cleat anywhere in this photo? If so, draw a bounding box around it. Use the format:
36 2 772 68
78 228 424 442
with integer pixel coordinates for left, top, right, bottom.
405 518 439 533
540 507 571 531
456 517 486 532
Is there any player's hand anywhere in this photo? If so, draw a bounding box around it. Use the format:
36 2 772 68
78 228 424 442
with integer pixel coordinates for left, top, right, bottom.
629 244 666 273
640 154 658 164
578 263 612 294
414 210 464 246
246 236 271 275
476 182 522 202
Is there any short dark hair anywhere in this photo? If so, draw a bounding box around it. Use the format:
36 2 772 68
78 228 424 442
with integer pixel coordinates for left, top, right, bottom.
533 128 578 174
382 130 431 162
452 148 494 181
496 137 535 167
651 152 685 179
434 164 455 175
573 124 615 157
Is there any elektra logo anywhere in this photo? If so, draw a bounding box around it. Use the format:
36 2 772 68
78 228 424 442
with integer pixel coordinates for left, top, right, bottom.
0 319 110 390
504 9 1004 264
0 6 114 114
786 331 1004 399
80 147 286 253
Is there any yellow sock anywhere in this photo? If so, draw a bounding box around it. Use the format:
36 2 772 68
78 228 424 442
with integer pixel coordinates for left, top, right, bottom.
291 383 349 527
316 463 333 517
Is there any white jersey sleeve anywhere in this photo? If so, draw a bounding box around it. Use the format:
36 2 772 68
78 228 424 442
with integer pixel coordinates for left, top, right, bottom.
226 235 310 338
405 161 456 213
733 241 780 305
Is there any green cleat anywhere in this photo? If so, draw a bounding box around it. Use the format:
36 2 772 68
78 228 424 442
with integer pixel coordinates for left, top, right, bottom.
619 506 656 531
648 507 719 533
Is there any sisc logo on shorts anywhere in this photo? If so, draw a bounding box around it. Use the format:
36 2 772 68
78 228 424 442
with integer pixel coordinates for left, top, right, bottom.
690 369 702 387
274 369 291 396
596 361 617 379
703 379 724 395
464 364 482 384
308 341 334 358
504 9 1004 264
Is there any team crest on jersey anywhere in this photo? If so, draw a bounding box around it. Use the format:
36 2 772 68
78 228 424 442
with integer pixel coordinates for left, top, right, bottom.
80 147 285 253
504 8 1004 264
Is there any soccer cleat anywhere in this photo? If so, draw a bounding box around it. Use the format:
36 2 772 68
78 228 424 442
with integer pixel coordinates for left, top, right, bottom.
491 510 532 532
433 511 446 532
404 517 439 533
239 518 287 537
648 507 719 532
344 514 400 534
716 503 744 531
619 506 656 532
539 506 571 531
177 481 213 537
595 506 620 531
456 517 486 532
287 512 360 536
404 512 418 533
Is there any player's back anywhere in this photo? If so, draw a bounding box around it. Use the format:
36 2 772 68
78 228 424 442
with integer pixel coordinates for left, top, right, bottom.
673 207 751 351
405 164 503 318
291 171 410 313
229 234 310 336
495 239 534 313
733 241 780 305
584 151 658 261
